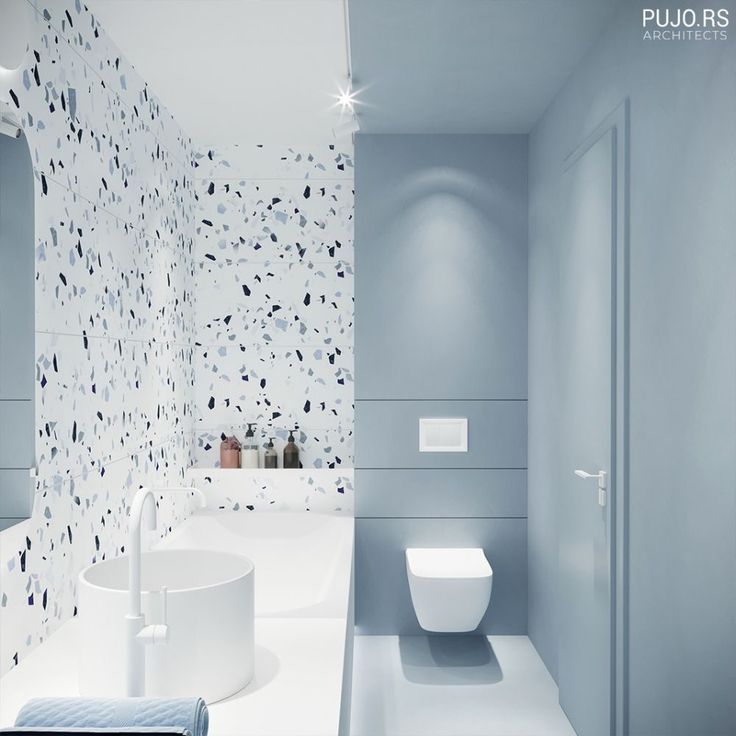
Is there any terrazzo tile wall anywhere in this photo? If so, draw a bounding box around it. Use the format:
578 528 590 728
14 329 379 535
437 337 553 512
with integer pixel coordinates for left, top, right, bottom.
0 0 197 675
192 145 355 470
0 2 355 677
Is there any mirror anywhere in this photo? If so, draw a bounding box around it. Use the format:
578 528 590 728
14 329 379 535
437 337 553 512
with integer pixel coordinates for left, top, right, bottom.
0 0 32 74
0 111 35 531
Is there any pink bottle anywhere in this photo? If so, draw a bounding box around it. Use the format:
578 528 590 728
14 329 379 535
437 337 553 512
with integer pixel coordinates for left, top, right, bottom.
220 435 241 468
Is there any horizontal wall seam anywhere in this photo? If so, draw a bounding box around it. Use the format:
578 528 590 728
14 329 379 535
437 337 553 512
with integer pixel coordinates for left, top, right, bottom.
196 176 354 183
195 259 354 268
34 429 190 492
193 341 353 350
36 330 196 349
38 172 198 263
356 516 528 520
194 425 352 434
355 467 528 471
355 398 528 402
356 467 526 471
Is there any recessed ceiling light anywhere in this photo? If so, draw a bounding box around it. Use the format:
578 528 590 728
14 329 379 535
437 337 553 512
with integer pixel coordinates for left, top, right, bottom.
335 85 358 113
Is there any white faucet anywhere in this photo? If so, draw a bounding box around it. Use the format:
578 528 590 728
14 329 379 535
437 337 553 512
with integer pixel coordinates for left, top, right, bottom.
126 486 207 696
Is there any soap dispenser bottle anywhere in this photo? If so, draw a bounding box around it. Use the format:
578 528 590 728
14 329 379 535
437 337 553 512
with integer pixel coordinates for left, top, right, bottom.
220 435 241 469
242 423 260 469
264 437 278 469
283 427 300 469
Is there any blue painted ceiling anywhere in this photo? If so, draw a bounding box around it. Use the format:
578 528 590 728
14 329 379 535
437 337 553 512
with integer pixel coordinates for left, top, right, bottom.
349 0 620 133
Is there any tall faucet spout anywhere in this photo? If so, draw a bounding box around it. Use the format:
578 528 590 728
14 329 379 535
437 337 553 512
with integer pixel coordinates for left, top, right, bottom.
128 488 157 618
125 485 206 696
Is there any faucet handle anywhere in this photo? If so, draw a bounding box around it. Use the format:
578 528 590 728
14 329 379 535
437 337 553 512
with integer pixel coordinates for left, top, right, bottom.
138 624 168 645
160 585 168 627
136 587 169 647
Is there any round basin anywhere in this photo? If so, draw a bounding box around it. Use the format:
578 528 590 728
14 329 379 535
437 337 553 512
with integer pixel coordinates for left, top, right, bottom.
78 549 254 703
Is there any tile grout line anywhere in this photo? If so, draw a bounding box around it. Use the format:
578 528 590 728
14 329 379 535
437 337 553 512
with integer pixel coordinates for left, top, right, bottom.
38 170 198 263
31 1 194 172
36 329 196 349
34 429 193 493
193 342 353 350
194 258 355 267
194 427 353 433
195 176 354 183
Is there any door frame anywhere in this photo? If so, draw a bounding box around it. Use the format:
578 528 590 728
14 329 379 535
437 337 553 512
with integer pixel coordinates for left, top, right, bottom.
562 99 630 736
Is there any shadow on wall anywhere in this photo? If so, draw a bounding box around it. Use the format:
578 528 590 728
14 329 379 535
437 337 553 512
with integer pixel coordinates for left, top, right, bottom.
398 635 503 686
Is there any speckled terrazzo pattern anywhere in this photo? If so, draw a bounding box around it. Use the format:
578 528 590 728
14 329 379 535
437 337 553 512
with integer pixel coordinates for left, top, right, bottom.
0 4 355 678
192 146 354 469
187 469 354 515
0 0 196 675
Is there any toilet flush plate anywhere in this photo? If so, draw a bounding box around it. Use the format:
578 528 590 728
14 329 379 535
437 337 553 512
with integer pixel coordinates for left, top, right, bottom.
419 417 468 453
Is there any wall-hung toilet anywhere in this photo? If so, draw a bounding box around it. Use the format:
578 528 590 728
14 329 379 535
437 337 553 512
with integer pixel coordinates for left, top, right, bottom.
406 548 493 633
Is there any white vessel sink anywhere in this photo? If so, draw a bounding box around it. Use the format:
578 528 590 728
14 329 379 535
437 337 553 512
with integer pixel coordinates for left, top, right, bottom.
78 549 254 703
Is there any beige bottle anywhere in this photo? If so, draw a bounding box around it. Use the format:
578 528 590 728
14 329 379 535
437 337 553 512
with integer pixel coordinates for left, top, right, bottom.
241 423 260 469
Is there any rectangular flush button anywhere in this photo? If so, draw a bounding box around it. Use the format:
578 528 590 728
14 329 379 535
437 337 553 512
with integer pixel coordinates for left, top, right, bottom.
419 417 468 453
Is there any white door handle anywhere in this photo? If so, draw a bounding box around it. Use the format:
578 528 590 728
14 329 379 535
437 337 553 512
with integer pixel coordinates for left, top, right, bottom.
574 469 607 506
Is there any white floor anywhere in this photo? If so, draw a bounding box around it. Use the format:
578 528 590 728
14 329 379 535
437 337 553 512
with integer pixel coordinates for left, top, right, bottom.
349 635 576 736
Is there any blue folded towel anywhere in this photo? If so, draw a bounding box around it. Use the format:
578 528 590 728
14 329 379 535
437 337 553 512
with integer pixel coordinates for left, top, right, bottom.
14 699 208 736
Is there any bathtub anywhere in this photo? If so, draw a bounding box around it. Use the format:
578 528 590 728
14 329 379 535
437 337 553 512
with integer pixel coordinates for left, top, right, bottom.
157 511 354 619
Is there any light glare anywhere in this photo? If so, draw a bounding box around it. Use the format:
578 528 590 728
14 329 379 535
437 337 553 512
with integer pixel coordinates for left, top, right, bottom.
335 85 358 113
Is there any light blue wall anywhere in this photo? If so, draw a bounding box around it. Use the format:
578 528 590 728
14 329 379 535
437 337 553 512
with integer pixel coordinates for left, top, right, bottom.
356 469 526 519
0 132 35 528
528 1 736 733
356 400 526 469
355 135 527 401
354 134 528 634
356 518 528 633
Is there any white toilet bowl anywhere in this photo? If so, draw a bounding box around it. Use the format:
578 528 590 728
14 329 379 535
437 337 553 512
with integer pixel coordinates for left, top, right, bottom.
406 548 493 633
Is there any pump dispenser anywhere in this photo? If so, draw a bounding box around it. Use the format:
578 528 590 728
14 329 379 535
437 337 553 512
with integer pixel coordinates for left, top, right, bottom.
283 427 300 469
242 423 260 469
264 437 278 469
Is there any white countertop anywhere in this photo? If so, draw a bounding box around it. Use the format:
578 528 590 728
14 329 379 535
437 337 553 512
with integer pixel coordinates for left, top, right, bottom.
0 615 348 736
